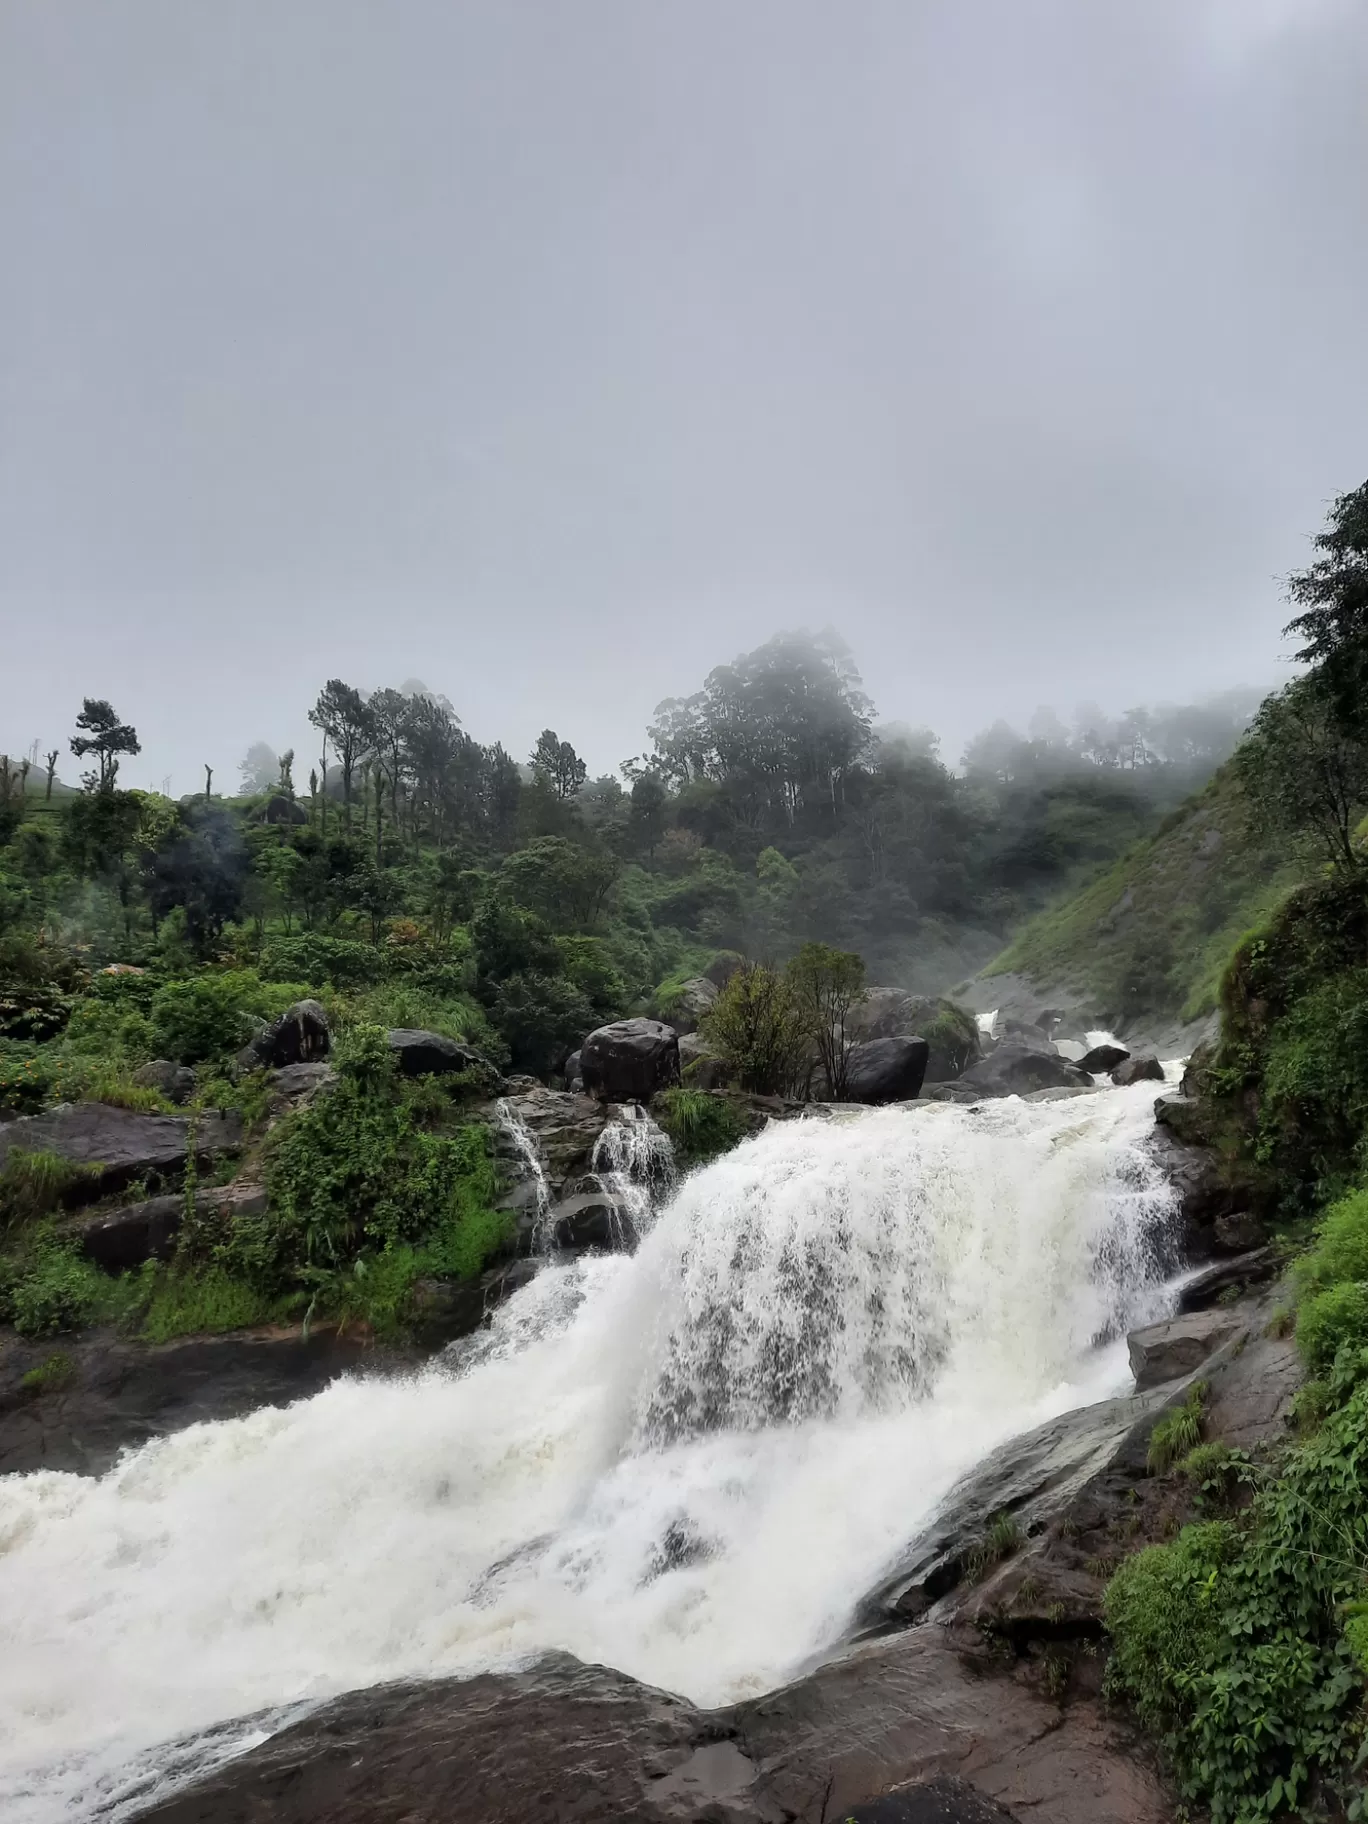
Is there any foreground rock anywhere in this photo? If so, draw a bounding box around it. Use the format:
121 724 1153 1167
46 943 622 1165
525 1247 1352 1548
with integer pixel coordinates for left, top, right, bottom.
1112 1056 1164 1087
580 1018 680 1104
0 1103 242 1200
133 1632 1170 1824
1077 1043 1129 1074
955 1038 1090 1098
844 1036 930 1104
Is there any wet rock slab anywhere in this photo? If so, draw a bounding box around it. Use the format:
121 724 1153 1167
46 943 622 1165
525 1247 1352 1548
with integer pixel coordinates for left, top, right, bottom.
0 1102 242 1199
131 1635 1171 1824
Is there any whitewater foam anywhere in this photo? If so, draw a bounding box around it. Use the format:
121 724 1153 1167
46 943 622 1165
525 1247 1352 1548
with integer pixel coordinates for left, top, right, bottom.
0 1086 1178 1821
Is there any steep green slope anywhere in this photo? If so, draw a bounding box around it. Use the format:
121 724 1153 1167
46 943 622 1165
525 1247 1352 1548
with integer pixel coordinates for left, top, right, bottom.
984 765 1300 1027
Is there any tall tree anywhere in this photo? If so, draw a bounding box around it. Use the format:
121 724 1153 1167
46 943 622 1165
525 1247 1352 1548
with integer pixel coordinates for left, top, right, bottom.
238 742 280 794
308 680 374 829
70 698 140 792
1284 478 1368 733
44 750 59 799
368 688 415 828
531 729 587 800
787 942 867 1101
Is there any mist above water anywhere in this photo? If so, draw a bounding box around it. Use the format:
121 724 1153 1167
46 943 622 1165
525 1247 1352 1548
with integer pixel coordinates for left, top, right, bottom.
0 1087 1177 1822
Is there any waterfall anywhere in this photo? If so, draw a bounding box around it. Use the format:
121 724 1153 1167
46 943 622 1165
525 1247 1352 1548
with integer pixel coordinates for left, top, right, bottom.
493 1096 552 1250
0 1086 1179 1823
590 1105 675 1246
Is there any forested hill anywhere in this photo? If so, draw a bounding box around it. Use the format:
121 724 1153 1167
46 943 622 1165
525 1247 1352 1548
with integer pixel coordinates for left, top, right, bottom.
1 634 1259 1081
978 761 1302 1044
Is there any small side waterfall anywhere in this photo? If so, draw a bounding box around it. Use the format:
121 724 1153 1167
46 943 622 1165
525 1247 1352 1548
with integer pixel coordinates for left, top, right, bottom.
590 1106 675 1246
493 1096 552 1249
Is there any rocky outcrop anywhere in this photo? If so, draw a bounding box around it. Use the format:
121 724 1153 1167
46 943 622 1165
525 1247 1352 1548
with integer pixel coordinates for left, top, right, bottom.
1112 1056 1164 1086
955 1038 1090 1098
1077 1043 1129 1074
131 1060 197 1104
386 1029 493 1078
851 990 981 1082
0 1102 243 1200
1176 1247 1278 1312
1126 1311 1243 1389
561 1049 583 1091
132 1633 1172 1824
238 999 331 1071
1146 1119 1261 1259
844 1037 930 1105
550 1189 633 1251
269 1061 336 1105
580 1018 680 1104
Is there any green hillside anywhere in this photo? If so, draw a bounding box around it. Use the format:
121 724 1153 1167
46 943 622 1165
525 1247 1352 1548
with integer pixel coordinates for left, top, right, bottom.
984 764 1301 1028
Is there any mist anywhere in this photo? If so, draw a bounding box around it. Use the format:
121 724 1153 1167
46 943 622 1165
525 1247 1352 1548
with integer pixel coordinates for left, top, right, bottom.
4 0 1367 792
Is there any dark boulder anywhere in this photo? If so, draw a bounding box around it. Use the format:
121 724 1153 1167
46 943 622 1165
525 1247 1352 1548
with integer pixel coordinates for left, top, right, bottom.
851 990 980 1082
268 1062 336 1104
1146 1123 1252 1256
1077 1043 1129 1074
1176 1247 1278 1312
561 1049 583 1091
131 1060 197 1105
956 1039 1090 1098
844 1037 930 1105
580 1019 680 1104
704 951 743 988
386 1029 492 1078
238 1000 331 1071
1111 1056 1163 1086
0 1103 242 1201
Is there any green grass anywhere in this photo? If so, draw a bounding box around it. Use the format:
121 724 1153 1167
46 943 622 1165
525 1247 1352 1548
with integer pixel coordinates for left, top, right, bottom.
1147 1382 1208 1474
964 1510 1022 1581
655 1088 746 1167
137 1264 282 1343
985 766 1299 1027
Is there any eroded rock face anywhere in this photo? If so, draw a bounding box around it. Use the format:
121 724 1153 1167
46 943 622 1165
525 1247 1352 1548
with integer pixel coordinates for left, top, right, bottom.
0 1103 242 1200
78 1181 269 1272
844 1037 930 1105
580 1019 681 1104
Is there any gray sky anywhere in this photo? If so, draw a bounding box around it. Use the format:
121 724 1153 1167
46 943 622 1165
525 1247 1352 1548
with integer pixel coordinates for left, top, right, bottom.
3 0 1367 794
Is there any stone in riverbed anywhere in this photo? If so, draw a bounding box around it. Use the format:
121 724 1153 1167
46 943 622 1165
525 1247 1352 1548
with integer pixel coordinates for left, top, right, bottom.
844 1036 930 1104
955 1038 1090 1098
1077 1043 1129 1074
1111 1056 1164 1086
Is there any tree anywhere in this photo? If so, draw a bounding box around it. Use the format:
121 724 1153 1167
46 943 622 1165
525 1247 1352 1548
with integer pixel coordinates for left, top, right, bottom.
531 729 587 801
1235 676 1368 872
627 773 668 858
70 698 140 792
699 962 810 1096
787 942 867 1101
368 688 414 829
44 750 58 800
278 749 295 799
498 836 619 931
61 789 145 943
1284 478 1368 733
308 680 374 829
145 803 249 957
238 742 280 794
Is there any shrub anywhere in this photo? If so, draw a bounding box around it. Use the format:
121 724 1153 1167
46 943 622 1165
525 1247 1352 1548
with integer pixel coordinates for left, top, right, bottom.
655 1089 746 1168
1147 1382 1207 1474
701 963 810 1097
1297 1282 1368 1371
0 1149 97 1229
1295 1186 1368 1296
3 1241 107 1337
20 1350 74 1394
259 933 387 989
138 1264 278 1343
149 971 312 1064
485 971 593 1076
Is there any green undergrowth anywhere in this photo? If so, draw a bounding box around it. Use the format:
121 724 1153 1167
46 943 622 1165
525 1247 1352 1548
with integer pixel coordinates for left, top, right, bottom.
654 1088 748 1168
1105 1186 1368 1820
986 766 1297 1029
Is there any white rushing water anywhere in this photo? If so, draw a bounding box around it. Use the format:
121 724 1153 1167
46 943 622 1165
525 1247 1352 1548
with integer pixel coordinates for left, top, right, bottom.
0 1086 1178 1821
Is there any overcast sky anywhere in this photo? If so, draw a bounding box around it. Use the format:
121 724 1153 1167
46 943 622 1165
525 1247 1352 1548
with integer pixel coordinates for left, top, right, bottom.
3 0 1367 794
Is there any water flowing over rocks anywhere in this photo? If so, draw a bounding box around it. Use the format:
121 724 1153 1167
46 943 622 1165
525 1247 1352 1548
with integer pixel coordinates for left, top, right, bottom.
955 1037 1091 1097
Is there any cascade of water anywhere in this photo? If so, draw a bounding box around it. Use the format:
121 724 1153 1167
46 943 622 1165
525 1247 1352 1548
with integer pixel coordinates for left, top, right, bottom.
493 1096 552 1249
590 1104 675 1245
0 1086 1180 1823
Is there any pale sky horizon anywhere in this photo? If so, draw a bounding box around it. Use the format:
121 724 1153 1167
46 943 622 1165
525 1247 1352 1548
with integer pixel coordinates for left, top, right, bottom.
4 0 1366 794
